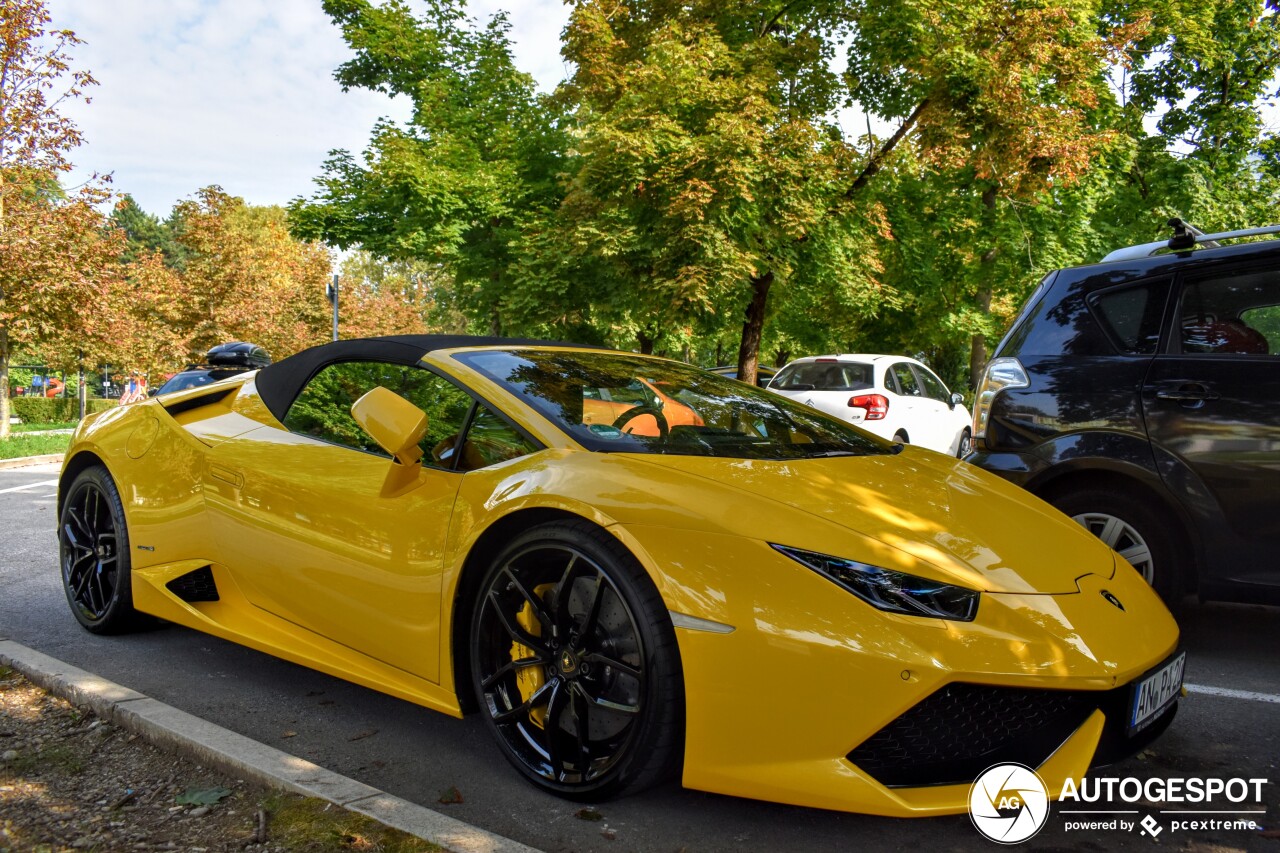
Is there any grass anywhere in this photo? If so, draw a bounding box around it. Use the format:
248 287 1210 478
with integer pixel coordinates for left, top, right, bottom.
0 432 71 460
260 795 443 852
10 743 86 776
10 421 77 433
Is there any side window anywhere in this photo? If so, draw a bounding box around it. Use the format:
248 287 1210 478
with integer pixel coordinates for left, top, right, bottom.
912 366 950 403
1088 281 1165 355
1178 268 1278 356
456 405 539 472
891 363 920 396
283 361 473 468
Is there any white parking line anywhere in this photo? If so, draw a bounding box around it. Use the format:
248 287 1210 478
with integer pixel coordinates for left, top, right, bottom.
1185 683 1280 704
0 479 58 495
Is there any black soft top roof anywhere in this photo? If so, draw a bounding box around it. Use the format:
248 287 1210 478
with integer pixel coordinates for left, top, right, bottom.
255 334 589 423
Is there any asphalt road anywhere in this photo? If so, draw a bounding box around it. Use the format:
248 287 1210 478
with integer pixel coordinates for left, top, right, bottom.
2 461 1278 852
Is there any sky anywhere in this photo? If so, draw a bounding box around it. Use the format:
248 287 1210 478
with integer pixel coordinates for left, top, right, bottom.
50 0 572 217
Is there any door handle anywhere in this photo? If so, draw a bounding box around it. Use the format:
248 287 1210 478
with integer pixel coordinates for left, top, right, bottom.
1154 383 1220 404
208 463 244 489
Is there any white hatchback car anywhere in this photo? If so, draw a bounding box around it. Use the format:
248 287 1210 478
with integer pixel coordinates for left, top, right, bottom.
766 354 973 456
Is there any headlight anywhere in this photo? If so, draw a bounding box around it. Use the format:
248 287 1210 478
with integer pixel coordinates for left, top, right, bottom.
972 356 1028 441
772 544 980 621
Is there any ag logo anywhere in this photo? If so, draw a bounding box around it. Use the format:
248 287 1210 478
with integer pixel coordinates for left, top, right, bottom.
969 763 1050 844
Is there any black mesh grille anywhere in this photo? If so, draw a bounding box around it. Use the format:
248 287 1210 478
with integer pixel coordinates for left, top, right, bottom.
166 566 219 602
847 682 1095 788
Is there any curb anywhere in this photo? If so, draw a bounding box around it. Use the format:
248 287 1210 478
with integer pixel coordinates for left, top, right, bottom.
0 639 542 853
0 454 64 470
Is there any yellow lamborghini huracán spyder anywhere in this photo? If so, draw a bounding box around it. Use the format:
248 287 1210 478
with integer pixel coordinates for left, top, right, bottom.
57 336 1183 815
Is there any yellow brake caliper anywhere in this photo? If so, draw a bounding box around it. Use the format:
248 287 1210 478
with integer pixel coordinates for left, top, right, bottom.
512 583 554 729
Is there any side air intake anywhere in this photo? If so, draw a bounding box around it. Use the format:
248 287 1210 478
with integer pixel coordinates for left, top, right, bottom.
166 566 219 602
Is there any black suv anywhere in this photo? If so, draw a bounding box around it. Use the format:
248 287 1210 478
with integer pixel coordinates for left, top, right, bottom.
967 220 1280 605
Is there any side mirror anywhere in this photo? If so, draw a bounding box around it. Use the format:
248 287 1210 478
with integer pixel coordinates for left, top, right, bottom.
949 392 965 409
351 386 429 495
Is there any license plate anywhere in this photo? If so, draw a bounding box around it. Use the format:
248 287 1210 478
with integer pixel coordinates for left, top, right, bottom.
1129 652 1186 733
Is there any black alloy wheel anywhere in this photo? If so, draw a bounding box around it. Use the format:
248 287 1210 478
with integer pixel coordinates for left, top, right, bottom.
470 520 683 800
59 466 146 634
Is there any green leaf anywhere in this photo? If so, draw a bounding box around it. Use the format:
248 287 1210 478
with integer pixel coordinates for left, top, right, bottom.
175 786 232 806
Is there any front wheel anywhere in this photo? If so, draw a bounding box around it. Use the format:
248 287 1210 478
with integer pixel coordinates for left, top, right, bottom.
469 520 684 801
1048 488 1186 604
956 429 973 458
59 466 148 634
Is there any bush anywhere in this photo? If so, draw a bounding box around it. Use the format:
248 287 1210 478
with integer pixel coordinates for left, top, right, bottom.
8 397 115 424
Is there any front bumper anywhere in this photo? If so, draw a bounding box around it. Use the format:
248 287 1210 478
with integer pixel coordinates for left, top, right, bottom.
619 524 1180 817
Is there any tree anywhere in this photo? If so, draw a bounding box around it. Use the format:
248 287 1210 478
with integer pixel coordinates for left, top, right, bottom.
336 250 463 338
110 194 187 269
552 2 895 383
158 187 332 363
290 0 566 337
1 0 112 436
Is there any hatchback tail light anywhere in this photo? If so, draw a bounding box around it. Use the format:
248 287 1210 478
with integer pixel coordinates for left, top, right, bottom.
849 394 889 420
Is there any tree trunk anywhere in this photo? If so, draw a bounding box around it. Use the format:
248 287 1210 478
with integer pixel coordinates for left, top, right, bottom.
968 187 999 391
968 286 992 391
0 183 7 439
736 272 774 386
774 349 790 368
637 330 654 355
78 350 87 421
0 323 9 439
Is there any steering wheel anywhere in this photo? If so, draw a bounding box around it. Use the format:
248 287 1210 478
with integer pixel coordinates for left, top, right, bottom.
612 405 669 439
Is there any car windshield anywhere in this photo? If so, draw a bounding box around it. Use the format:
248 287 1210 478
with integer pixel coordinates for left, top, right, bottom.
771 361 873 391
454 350 892 459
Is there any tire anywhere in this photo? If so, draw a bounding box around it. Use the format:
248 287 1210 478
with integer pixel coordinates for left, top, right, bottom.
956 429 973 458
59 466 147 634
469 519 684 801
1047 487 1186 604
893 431 909 444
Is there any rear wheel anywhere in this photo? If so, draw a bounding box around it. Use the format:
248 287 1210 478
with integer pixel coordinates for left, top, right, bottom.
469 520 683 801
956 429 973 458
1047 487 1186 604
893 431 909 444
59 466 148 634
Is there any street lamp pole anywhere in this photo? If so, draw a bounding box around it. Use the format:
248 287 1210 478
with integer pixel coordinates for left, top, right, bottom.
326 274 340 341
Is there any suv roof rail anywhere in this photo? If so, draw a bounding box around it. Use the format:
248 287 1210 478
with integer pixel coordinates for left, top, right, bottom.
1100 217 1280 263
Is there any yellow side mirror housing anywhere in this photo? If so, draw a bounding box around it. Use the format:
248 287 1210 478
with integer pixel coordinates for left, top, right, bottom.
351 386 429 495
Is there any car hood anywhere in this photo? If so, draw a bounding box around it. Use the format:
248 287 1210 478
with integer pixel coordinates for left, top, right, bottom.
623 447 1115 595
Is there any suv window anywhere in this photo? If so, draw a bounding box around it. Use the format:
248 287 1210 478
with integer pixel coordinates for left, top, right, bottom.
912 366 950 402
283 361 474 468
1178 269 1278 355
890 363 921 396
1089 281 1166 355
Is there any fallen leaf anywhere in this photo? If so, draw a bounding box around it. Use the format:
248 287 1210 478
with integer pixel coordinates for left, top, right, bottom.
281 731 296 738
438 786 464 805
175 786 232 807
348 729 377 742
575 808 603 821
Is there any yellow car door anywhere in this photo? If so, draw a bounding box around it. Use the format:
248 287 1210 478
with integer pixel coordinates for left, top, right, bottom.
201 360 476 682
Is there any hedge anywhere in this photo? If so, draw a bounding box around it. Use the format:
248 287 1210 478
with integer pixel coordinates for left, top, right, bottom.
8 397 116 424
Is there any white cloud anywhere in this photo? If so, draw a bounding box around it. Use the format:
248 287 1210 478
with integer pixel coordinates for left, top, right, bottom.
48 0 570 217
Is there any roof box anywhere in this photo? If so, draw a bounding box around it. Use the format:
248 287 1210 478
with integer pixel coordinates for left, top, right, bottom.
206 341 271 369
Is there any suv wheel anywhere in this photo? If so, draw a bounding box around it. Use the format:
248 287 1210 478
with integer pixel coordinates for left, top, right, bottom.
1047 488 1185 604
